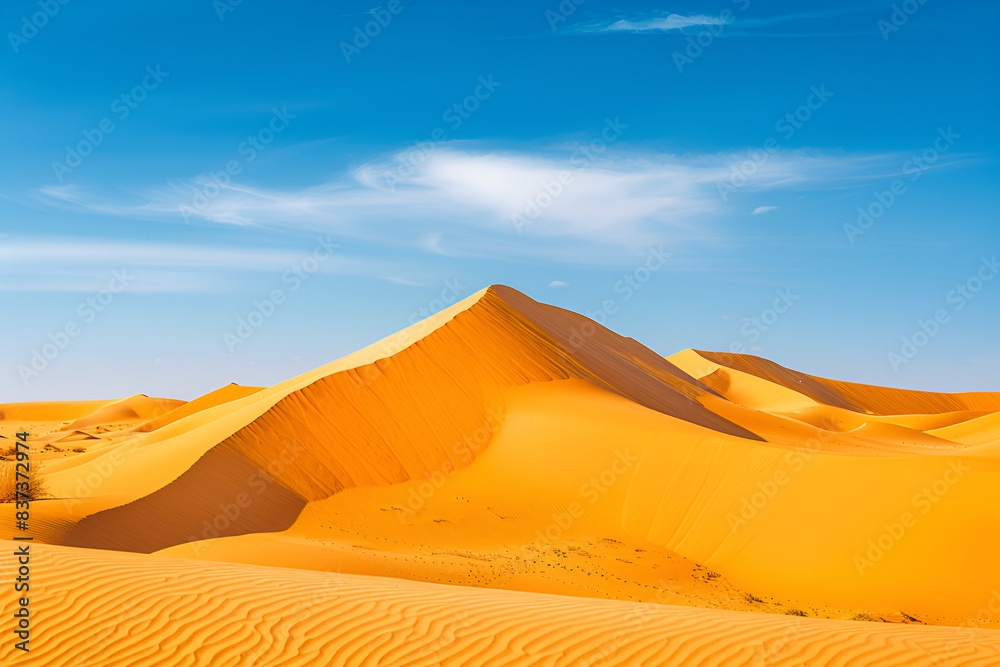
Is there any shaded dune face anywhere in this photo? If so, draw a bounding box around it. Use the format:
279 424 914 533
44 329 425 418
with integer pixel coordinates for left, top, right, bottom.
695 349 1000 415
489 286 763 441
221 287 763 503
60 446 306 553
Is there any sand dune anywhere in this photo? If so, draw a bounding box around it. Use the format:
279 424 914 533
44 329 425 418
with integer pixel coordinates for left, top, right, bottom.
2 285 998 665
3 541 998 667
929 411 1000 446
685 349 1000 415
58 394 185 433
132 383 263 433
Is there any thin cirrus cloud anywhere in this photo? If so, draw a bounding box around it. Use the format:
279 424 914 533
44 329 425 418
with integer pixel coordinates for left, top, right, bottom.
22 143 978 294
0 237 419 292
752 206 778 215
601 14 730 32
573 8 874 37
36 145 919 250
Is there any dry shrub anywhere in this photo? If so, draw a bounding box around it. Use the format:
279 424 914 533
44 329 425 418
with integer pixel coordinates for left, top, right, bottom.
850 611 878 622
0 460 49 503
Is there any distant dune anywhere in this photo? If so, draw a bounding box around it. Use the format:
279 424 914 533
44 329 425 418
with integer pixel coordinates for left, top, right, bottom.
2 285 998 665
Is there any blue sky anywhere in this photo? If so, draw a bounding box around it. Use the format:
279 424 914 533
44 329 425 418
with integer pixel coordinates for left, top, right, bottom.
2 0 998 401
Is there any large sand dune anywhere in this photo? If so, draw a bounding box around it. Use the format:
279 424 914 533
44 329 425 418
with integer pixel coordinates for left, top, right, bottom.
2 285 998 665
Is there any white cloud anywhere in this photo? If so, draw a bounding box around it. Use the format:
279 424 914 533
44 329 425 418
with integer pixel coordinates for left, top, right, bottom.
603 14 729 32
751 205 778 215
548 280 569 287
574 9 872 37
34 144 951 266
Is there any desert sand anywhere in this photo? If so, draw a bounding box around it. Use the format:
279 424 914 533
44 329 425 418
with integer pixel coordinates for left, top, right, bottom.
2 285 998 665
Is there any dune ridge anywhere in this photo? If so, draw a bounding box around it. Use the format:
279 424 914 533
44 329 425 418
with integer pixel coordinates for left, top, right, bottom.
689 349 1000 415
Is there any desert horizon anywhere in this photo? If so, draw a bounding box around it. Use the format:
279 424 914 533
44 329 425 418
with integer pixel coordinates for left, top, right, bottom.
3 285 999 665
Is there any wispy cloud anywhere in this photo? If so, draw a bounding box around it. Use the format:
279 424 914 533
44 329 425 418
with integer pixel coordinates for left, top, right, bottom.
548 280 569 287
751 206 778 215
32 143 968 267
571 8 875 37
0 238 419 292
602 14 729 32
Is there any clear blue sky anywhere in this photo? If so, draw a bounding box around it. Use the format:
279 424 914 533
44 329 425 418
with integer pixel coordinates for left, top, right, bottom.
2 0 998 401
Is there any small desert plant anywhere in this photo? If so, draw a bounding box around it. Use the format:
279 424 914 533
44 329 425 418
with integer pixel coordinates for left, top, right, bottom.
0 444 17 459
71 447 87 453
743 592 764 604
850 611 878 622
785 609 808 617
0 460 49 503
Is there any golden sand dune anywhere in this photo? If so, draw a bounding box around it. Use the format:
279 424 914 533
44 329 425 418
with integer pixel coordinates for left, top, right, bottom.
2 541 998 667
929 411 1000 446
132 383 264 433
2 285 999 665
684 349 1000 415
57 394 185 433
